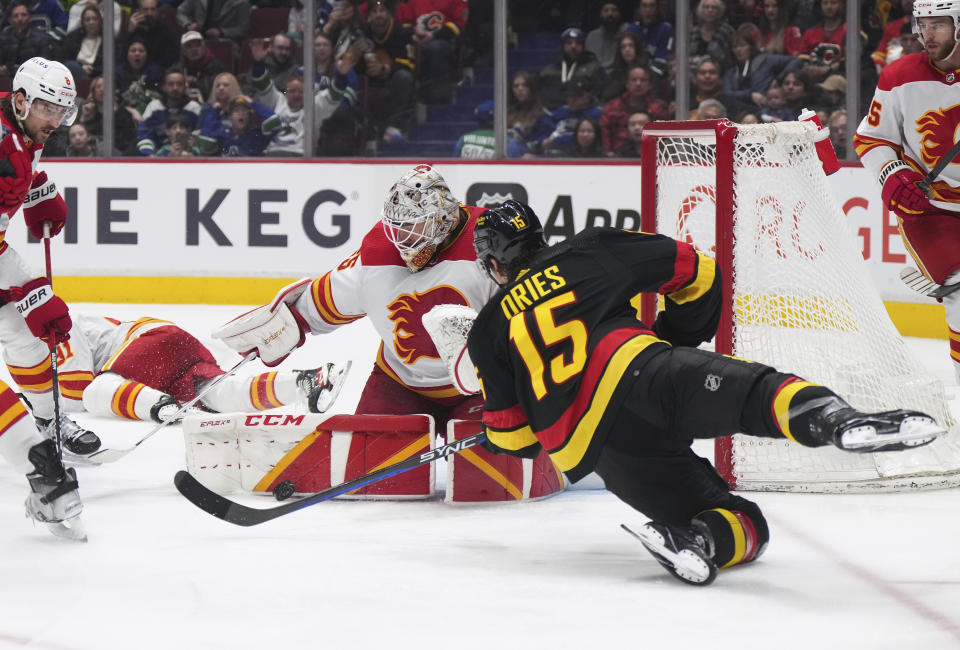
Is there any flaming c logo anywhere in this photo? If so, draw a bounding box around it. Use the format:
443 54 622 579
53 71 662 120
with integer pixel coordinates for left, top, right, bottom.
387 286 469 364
916 105 960 168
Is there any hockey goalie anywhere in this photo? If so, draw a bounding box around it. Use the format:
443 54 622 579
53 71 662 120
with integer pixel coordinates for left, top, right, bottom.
199 165 565 503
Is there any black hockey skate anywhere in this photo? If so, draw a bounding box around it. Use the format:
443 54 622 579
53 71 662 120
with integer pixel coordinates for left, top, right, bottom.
811 399 945 452
36 412 101 456
622 521 717 586
24 438 86 541
295 361 352 413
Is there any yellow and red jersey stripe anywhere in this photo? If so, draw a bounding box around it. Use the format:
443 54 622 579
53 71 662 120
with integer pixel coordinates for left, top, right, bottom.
249 371 283 410
111 380 147 420
8 357 52 393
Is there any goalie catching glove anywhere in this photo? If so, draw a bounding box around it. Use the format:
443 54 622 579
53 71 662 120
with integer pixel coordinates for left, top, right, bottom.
212 279 311 366
422 304 480 395
3 278 72 343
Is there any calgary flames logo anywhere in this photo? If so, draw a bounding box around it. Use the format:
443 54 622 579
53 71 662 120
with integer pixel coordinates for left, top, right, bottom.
916 105 960 168
387 286 469 364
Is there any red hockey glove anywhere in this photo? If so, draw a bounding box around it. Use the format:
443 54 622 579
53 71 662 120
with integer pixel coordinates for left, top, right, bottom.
0 133 33 214
6 278 72 344
880 161 931 215
22 172 67 239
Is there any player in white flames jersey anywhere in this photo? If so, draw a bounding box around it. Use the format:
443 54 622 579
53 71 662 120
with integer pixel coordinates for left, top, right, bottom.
854 0 960 379
52 313 349 422
213 165 565 501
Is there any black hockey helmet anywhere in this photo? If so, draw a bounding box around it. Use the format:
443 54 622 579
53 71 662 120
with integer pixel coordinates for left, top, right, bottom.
474 200 546 284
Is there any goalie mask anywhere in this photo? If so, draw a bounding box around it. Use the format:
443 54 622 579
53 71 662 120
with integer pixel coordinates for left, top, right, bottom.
381 165 462 272
474 200 546 285
12 57 78 127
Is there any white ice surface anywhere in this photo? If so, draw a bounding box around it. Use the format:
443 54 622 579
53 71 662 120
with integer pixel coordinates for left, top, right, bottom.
1 303 959 650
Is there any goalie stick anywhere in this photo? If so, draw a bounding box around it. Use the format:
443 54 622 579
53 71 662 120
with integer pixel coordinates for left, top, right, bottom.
174 431 488 526
898 267 960 299
79 352 257 465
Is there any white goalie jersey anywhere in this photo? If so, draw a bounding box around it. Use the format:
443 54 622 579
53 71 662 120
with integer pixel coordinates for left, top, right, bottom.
854 51 960 212
291 205 498 399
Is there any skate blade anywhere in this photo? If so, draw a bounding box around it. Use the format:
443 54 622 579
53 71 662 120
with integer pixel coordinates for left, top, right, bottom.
314 360 352 413
621 524 715 586
44 517 88 542
840 416 945 451
61 449 105 467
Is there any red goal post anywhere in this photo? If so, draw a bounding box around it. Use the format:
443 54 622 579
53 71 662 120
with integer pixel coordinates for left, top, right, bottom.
638 119 960 492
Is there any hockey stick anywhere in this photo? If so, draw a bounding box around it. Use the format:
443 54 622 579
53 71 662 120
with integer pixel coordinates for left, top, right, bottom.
174 431 488 526
42 222 64 458
918 139 960 198
83 352 257 464
898 267 960 299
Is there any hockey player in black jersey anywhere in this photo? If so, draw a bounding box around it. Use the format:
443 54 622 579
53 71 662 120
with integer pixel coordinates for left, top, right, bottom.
465 200 945 586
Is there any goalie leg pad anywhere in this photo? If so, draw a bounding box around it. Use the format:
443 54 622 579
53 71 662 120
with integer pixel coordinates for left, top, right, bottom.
183 413 436 499
445 420 566 503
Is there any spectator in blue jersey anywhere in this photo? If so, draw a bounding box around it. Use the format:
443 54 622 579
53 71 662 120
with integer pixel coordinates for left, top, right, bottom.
530 78 603 157
137 65 203 155
195 72 250 154
212 96 280 156
627 0 675 77
0 2 59 77
155 113 198 157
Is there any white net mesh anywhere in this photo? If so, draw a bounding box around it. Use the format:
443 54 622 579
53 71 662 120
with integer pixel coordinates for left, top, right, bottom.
650 120 960 492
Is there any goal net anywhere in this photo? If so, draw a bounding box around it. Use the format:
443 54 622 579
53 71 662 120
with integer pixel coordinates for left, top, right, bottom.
639 119 960 492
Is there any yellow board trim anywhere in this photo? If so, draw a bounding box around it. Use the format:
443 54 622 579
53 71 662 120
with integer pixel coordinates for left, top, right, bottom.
53 276 300 305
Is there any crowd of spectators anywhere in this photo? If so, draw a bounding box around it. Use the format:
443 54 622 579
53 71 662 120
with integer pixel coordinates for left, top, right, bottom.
0 0 907 158
453 0 903 159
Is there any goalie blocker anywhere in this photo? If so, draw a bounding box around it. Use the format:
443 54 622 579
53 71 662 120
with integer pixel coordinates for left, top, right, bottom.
183 413 565 503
